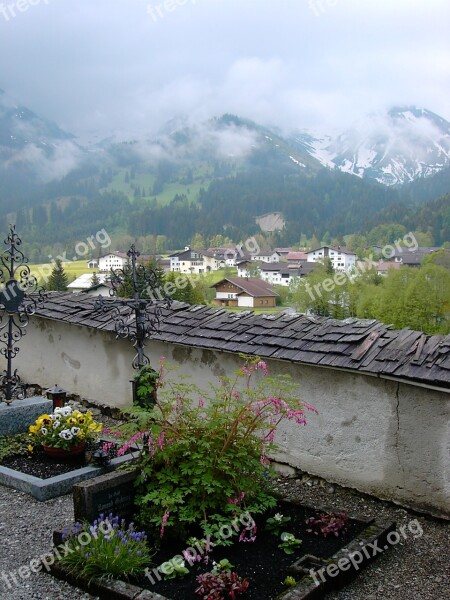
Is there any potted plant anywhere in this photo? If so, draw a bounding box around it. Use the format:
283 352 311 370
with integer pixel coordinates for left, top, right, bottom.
28 406 102 458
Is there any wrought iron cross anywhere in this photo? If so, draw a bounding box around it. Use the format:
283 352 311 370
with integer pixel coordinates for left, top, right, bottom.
94 244 172 370
0 225 47 404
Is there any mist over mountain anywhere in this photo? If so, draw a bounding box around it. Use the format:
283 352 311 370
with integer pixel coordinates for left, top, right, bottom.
292 107 450 186
0 90 448 255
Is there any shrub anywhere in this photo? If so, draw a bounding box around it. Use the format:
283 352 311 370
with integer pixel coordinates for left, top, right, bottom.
119 355 317 540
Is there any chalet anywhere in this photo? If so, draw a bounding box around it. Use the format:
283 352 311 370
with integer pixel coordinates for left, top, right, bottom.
98 251 153 272
87 258 98 269
211 277 278 308
306 246 356 272
98 252 128 271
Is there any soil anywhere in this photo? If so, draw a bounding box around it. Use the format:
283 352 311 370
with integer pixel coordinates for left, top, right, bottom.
1 442 131 479
137 501 368 600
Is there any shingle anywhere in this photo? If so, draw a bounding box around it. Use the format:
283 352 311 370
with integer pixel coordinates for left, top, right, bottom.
30 293 450 390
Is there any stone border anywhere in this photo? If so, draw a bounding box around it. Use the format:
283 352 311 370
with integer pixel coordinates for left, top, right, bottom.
0 452 136 501
50 501 395 599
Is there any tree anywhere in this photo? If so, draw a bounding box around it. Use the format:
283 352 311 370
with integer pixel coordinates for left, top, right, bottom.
90 272 100 287
116 258 166 299
164 272 206 305
47 259 69 291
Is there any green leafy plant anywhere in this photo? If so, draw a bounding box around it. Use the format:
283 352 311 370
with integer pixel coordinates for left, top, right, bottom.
0 433 31 461
28 406 102 451
133 365 159 408
278 532 302 555
119 355 317 541
212 558 234 574
158 556 190 579
58 513 152 579
284 575 297 587
265 512 291 536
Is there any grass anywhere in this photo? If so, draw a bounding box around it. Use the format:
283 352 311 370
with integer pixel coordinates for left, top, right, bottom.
101 164 215 206
29 260 98 284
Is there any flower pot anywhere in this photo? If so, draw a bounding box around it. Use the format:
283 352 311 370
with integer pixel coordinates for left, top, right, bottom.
42 442 86 459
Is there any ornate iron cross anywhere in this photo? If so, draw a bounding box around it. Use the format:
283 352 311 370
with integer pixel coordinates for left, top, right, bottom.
0 225 47 404
94 244 172 370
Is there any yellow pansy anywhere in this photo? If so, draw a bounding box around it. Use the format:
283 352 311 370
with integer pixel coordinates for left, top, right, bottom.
27 445 34 453
29 424 40 434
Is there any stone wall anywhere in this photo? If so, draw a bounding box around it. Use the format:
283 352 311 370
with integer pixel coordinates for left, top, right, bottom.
7 315 450 518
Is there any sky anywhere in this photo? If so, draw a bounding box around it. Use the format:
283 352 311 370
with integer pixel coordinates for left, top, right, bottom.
0 0 449 141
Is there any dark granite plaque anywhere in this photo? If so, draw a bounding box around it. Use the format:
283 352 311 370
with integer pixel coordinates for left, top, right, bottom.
73 469 139 523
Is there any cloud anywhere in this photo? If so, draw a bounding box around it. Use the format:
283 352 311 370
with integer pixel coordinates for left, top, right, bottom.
0 0 448 138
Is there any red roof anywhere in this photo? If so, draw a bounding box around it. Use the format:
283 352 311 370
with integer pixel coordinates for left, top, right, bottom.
287 252 307 261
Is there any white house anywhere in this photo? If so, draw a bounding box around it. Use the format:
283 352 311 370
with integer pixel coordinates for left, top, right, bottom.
306 246 356 272
169 248 206 274
98 252 129 272
260 262 317 287
251 251 280 263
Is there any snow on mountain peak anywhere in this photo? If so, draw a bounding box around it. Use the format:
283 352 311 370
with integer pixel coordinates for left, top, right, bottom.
292 106 450 186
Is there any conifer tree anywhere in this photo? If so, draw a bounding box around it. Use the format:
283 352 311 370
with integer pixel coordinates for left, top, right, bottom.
47 259 69 291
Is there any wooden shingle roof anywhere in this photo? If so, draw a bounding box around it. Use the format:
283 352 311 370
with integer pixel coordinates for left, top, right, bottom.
31 293 450 390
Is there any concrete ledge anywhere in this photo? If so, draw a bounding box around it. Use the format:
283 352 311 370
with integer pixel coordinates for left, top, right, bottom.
0 453 135 501
0 396 52 436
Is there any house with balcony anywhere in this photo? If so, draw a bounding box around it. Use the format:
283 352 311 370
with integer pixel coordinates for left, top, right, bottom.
211 277 278 308
306 246 356 272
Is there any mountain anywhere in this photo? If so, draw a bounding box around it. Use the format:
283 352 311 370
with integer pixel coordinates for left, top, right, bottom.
0 88 74 150
291 107 450 186
0 89 83 190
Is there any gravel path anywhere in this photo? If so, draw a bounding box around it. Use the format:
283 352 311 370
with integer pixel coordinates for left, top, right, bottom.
0 475 448 599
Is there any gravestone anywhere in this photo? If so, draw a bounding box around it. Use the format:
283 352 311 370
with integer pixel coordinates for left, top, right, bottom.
73 468 139 523
0 396 52 436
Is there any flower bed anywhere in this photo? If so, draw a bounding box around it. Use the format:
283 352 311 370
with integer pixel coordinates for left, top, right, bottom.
47 357 395 599
50 503 395 599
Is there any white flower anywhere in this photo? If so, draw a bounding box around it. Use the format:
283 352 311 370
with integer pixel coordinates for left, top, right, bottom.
59 430 73 440
54 406 72 417
274 513 284 522
71 427 80 435
52 420 61 429
40 427 48 435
